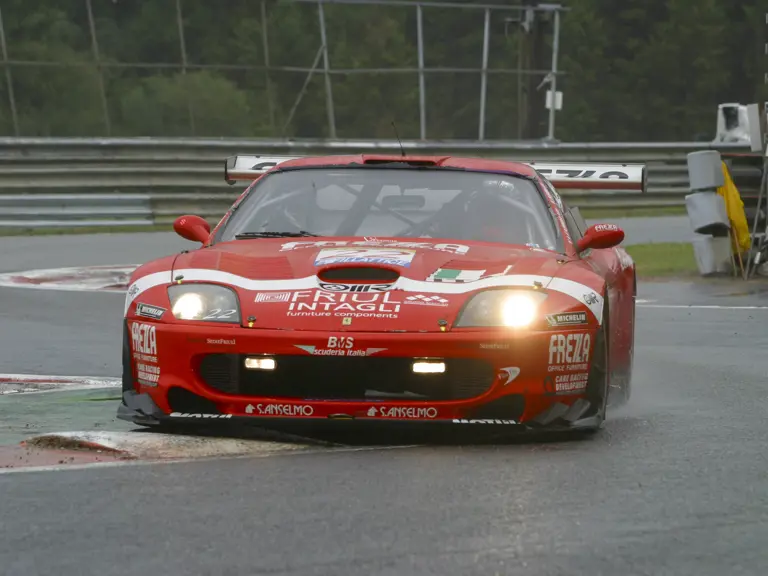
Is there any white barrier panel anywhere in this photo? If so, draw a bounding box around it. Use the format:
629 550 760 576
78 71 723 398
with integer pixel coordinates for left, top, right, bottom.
224 155 647 192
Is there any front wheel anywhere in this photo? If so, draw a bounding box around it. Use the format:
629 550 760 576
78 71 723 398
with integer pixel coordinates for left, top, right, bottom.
584 308 609 429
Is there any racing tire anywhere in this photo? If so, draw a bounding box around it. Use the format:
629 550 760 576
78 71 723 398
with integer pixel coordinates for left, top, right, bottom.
583 304 609 431
620 275 637 404
611 272 637 407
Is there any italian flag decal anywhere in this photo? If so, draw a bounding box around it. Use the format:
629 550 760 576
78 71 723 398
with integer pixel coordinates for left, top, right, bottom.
427 268 486 283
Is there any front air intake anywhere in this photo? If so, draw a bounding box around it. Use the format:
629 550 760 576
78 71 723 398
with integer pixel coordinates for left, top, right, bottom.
362 159 439 167
318 266 400 283
198 354 496 401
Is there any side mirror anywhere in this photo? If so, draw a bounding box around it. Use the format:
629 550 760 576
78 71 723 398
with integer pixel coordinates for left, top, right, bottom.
576 223 625 253
173 215 211 244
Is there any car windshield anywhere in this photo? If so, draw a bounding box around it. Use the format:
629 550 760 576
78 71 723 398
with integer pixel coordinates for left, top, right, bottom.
217 167 563 251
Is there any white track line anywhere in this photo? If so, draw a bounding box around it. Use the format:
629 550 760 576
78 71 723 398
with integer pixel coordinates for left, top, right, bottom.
0 284 128 294
638 304 768 310
0 374 120 395
0 265 136 293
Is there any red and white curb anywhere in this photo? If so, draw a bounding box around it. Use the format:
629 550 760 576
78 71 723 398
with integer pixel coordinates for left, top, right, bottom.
0 431 403 473
0 432 313 473
0 444 130 471
0 265 137 292
25 431 310 460
0 375 320 472
0 374 121 395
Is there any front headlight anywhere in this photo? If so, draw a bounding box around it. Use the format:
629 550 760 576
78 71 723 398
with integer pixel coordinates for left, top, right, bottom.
167 284 241 323
455 289 548 328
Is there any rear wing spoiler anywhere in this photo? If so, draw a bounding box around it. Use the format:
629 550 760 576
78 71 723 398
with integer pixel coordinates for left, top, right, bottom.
225 155 647 192
225 155 299 184
526 162 646 192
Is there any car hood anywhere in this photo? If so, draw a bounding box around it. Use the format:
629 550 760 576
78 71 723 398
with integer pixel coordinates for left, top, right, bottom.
169 237 588 332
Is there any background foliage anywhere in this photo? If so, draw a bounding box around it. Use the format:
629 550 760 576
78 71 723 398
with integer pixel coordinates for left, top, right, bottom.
0 0 764 141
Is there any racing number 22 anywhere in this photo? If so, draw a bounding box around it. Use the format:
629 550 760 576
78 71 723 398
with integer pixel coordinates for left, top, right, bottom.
202 309 237 320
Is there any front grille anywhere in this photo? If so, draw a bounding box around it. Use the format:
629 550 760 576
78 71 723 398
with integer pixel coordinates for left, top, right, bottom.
167 386 221 414
198 354 495 401
199 354 239 394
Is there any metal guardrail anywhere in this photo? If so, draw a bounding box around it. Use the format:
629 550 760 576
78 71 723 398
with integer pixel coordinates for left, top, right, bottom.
0 138 752 229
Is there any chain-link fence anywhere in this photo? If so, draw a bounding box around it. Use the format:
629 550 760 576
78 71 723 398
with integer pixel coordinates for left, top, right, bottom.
0 0 565 140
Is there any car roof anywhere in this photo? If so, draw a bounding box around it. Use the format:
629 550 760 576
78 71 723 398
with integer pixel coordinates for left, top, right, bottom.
267 154 540 178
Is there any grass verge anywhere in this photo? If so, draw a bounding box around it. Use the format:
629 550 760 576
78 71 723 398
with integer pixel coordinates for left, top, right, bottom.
579 206 686 219
0 224 172 236
625 242 698 277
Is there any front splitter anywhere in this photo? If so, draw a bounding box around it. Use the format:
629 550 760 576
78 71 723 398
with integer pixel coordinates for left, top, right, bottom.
118 391 601 435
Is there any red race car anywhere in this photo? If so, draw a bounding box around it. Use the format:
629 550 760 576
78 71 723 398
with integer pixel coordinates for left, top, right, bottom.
118 154 638 433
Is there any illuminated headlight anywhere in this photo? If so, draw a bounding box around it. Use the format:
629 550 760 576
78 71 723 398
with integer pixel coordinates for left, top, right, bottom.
167 284 241 323
173 292 204 319
412 360 446 374
245 357 276 370
455 289 548 328
501 293 538 327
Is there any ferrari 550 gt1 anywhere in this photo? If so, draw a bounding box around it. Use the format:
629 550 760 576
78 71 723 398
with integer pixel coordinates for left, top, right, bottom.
118 153 637 433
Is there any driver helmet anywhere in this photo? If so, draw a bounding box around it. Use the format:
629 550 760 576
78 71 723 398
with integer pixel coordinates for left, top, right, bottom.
463 179 518 241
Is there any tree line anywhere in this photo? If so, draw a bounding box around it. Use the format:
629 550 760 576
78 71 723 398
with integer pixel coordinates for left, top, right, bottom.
0 0 764 141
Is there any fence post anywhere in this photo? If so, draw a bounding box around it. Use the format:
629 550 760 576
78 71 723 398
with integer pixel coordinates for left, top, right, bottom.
261 0 276 133
317 2 337 139
417 4 426 140
0 7 18 136
85 0 112 136
175 0 196 136
546 8 560 141
478 8 490 141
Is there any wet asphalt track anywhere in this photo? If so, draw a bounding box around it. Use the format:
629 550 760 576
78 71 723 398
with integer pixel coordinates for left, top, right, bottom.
2 226 768 575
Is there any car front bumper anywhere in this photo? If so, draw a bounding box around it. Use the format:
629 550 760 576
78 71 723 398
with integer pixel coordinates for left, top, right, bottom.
120 319 599 427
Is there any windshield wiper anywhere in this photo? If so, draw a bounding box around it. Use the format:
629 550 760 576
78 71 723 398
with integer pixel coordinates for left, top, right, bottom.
235 230 320 239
